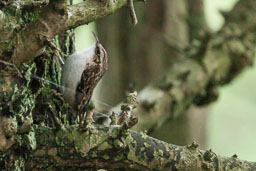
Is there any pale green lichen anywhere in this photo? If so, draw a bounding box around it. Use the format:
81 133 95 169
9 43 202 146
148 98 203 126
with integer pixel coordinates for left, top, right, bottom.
14 156 25 171
113 139 125 150
56 126 110 157
24 131 37 150
103 154 110 160
97 141 113 151
143 142 150 148
140 131 147 139
1 117 17 137
154 149 163 157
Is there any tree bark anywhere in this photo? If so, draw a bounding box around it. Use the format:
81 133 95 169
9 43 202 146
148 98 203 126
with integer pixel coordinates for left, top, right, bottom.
0 0 145 64
1 120 256 170
0 0 256 170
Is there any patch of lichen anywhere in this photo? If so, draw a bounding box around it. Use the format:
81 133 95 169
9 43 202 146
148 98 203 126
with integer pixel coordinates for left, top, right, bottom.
26 32 75 126
0 5 21 39
0 154 26 170
0 62 37 171
126 131 173 170
15 128 36 150
0 2 33 56
0 1 75 126
0 62 37 123
0 52 68 170
0 60 40 170
55 126 112 158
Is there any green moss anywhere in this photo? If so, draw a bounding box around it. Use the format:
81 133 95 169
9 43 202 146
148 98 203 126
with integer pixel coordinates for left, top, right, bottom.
103 154 110 160
14 156 25 171
72 128 110 157
154 149 164 157
24 131 37 150
97 141 113 151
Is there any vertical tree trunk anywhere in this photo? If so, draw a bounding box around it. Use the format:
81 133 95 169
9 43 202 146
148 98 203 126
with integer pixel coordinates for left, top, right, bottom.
0 3 75 169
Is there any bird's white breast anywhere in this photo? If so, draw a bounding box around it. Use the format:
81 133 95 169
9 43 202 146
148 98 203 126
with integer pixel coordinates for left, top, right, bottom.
61 44 96 106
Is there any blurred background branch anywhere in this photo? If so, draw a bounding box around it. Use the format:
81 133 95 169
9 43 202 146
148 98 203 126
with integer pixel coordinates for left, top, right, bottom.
1 0 256 169
93 0 256 156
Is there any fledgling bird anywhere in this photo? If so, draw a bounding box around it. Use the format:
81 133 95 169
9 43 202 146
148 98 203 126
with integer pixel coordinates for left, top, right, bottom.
61 32 108 125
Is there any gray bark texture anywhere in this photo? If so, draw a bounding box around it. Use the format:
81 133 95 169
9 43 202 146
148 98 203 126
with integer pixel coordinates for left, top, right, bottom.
0 0 256 170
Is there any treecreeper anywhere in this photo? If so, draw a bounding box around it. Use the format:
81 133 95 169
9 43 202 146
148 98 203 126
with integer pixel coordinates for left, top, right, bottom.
61 32 109 126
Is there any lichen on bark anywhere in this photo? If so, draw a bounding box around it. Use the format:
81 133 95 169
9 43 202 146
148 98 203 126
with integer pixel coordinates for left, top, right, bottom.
0 1 75 169
0 0 256 170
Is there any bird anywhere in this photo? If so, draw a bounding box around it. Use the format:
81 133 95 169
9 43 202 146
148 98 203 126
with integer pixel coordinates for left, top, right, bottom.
61 32 108 125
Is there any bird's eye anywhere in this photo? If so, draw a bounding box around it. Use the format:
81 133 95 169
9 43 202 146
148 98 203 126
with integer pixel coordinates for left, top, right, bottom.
96 48 101 55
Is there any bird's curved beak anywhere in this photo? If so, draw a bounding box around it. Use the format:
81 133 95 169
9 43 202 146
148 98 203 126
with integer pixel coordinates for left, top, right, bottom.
92 31 100 44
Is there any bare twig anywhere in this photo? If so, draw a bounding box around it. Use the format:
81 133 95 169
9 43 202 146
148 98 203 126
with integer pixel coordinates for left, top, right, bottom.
127 0 138 26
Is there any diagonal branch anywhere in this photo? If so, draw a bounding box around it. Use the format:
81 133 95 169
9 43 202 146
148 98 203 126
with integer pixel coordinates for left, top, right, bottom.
67 0 141 28
2 115 254 170
21 125 256 170
109 0 256 132
0 0 144 64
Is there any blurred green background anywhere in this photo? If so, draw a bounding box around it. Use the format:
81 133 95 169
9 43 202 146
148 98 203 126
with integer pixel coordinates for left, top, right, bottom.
205 0 256 162
74 0 256 162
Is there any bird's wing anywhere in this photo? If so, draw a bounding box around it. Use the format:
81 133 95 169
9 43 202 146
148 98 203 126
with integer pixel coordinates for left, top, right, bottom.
75 66 93 106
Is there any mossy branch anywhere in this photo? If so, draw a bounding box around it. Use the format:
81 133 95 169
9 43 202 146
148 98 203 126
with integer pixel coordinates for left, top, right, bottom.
1 114 256 170
1 0 256 170
1 90 254 170
0 0 144 64
7 125 252 170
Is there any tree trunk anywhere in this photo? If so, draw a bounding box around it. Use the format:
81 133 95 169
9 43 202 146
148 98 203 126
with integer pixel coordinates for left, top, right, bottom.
0 1 75 168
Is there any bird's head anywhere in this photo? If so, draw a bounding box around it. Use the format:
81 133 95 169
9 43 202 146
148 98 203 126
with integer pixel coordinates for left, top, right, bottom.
92 32 108 67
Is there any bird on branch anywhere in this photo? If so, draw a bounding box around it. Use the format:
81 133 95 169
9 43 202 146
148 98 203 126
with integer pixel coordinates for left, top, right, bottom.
61 32 109 126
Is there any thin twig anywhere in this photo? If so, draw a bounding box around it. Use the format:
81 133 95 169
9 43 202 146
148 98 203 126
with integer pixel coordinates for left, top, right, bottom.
127 0 138 26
